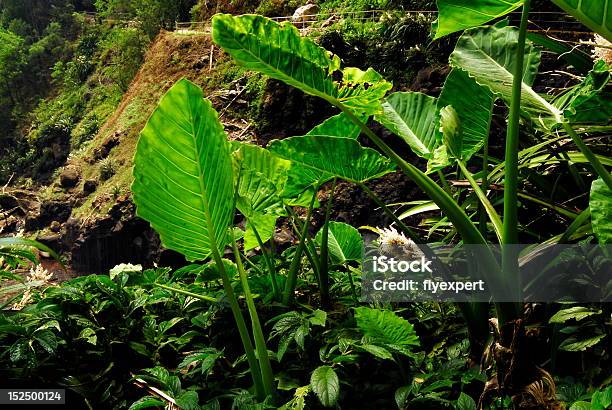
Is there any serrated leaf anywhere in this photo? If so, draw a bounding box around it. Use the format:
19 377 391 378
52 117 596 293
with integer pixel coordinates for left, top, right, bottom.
354 307 419 346
559 333 606 351
315 221 363 265
435 0 523 39
132 79 234 261
549 306 601 324
375 92 440 158
590 178 612 244
310 366 339 408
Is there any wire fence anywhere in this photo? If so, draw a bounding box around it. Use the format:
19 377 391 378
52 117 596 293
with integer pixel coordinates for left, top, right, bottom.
92 9 597 36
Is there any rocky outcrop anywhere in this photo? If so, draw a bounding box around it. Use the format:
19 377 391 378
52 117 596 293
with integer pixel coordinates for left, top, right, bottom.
59 166 80 188
292 4 319 24
69 195 184 274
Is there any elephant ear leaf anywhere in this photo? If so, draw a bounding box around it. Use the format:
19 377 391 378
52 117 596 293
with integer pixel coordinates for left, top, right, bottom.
269 135 395 186
590 177 612 244
212 14 391 114
315 222 363 265
307 113 365 139
438 69 494 162
375 92 441 159
552 0 612 42
439 105 463 160
450 25 561 122
236 169 285 250
434 0 523 39
132 79 235 261
554 60 612 125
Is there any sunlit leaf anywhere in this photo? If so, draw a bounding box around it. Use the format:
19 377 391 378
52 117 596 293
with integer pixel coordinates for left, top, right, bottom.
435 0 523 39
315 222 363 265
590 177 612 244
212 14 391 115
375 91 441 158
132 79 234 261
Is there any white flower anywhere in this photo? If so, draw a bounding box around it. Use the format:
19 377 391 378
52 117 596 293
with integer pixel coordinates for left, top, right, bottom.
592 34 612 65
377 226 424 259
27 264 53 284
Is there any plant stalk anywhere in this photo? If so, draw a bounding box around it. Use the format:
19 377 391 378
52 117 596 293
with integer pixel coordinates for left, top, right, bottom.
283 192 317 304
231 234 275 398
457 160 503 243
251 224 280 299
318 179 336 307
501 0 532 323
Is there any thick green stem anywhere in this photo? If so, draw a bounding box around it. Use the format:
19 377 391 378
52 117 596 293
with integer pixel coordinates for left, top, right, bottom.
501 0 532 323
318 179 336 307
562 122 612 189
251 224 280 299
209 244 264 399
283 192 317 304
457 160 503 243
478 132 490 237
231 234 275 398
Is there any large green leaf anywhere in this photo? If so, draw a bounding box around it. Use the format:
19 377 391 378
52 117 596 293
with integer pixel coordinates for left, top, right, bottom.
552 0 612 41
438 69 494 162
315 222 363 265
232 144 289 250
555 60 612 125
435 0 523 39
307 112 365 139
236 169 284 250
354 307 419 346
590 177 612 244
132 79 234 261
450 25 561 122
212 14 391 115
269 135 395 186
374 92 441 159
310 366 339 408
232 142 291 191
439 105 463 160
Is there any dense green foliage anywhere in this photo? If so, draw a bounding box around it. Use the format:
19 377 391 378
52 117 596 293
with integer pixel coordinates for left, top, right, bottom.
1 0 611 409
